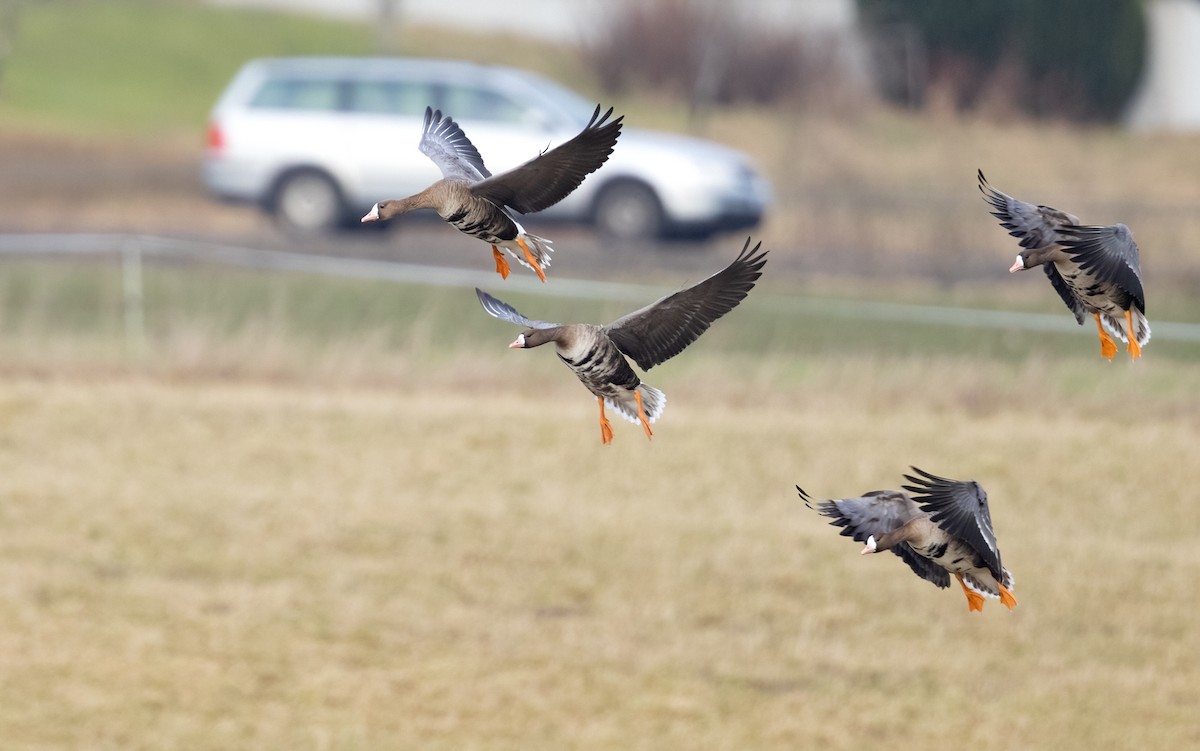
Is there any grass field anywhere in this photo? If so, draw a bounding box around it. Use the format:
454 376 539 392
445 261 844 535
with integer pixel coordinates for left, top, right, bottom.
1 363 1197 750
2 3 1199 746
0 253 1199 748
0 0 592 138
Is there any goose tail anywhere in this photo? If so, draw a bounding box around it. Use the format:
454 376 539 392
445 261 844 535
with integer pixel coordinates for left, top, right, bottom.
604 385 666 425
503 231 554 274
1100 310 1151 348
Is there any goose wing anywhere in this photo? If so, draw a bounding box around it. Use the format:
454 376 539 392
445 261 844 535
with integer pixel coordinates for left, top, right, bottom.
978 169 1079 249
419 107 492 182
902 467 1004 582
603 238 768 371
470 104 623 214
799 486 949 588
1057 223 1146 313
475 288 559 329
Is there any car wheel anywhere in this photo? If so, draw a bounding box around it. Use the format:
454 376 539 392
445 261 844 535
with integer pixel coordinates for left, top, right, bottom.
592 181 664 241
271 169 346 234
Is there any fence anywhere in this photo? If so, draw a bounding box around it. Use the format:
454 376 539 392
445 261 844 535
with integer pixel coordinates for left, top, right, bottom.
2 233 1198 353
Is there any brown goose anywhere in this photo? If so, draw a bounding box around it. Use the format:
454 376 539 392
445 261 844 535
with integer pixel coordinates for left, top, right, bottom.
361 105 623 282
978 169 1149 360
800 467 1017 613
475 238 768 444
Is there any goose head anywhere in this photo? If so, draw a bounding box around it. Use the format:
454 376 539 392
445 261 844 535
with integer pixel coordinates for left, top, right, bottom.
509 329 559 349
1009 247 1058 272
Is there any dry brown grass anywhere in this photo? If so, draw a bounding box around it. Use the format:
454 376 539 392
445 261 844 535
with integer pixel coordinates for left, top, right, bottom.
605 99 1200 286
1 363 1197 750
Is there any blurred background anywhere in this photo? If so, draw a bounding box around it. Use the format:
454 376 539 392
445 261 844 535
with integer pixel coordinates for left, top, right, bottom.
1 1 1199 749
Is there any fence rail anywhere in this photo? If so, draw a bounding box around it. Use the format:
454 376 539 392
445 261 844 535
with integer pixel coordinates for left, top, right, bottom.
2 232 1198 344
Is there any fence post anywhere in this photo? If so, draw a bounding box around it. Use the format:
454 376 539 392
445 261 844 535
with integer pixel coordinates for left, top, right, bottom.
121 238 146 360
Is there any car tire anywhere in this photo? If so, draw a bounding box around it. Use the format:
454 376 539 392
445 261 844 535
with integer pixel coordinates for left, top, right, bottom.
592 181 665 242
271 169 346 235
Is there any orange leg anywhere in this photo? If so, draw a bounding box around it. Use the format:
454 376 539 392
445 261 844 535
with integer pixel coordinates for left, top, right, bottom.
955 574 986 613
515 236 547 283
1125 309 1141 360
634 390 653 441
490 245 511 279
1094 313 1117 361
597 398 614 445
998 583 1018 610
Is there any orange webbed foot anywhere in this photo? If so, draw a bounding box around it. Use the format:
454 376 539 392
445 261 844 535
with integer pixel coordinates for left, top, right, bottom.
999 584 1018 610
1125 310 1142 360
515 236 547 283
491 246 511 279
1094 313 1117 361
598 398 614 445
956 574 986 613
634 390 653 441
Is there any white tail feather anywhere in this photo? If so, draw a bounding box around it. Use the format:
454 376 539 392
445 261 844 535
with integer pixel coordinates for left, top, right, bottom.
603 385 666 425
500 232 554 272
1100 310 1151 347
962 570 1014 600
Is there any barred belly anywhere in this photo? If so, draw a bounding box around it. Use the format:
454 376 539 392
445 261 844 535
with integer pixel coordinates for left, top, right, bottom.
557 337 640 399
911 538 985 577
1057 263 1130 315
441 200 519 245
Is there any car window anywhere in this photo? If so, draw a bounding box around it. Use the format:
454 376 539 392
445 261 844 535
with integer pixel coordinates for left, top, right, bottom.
346 79 433 116
440 85 528 124
250 78 340 111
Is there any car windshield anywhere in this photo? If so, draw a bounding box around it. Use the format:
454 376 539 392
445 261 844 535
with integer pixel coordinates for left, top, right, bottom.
506 71 599 128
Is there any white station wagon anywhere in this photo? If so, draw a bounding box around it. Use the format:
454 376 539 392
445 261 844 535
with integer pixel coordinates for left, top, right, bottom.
202 57 771 240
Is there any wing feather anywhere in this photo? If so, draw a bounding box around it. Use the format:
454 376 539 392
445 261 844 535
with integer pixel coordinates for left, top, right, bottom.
604 238 768 371
471 104 623 214
1057 223 1146 314
901 467 1004 583
419 107 492 182
978 169 1078 249
474 288 559 329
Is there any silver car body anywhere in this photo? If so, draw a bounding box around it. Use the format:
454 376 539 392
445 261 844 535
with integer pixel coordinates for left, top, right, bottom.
202 57 771 238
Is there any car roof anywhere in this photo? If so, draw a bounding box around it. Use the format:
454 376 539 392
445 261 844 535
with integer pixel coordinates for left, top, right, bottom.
241 56 524 81
219 56 597 127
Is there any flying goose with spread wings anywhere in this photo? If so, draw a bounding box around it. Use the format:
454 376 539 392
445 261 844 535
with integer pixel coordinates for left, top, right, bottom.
476 238 768 444
363 104 623 282
801 467 1017 613
978 169 1148 360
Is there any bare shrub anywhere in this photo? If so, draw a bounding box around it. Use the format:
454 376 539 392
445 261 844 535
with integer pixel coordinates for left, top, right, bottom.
586 0 861 108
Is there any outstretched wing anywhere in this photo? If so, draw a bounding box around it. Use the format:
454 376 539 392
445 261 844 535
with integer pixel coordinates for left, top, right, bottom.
474 288 559 329
603 238 768 371
471 104 623 214
1057 223 1146 314
419 107 492 182
978 169 1079 250
799 486 949 589
902 467 1004 582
